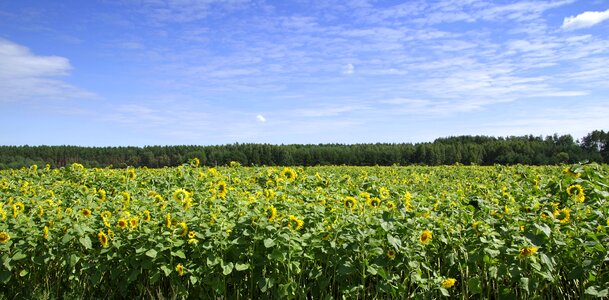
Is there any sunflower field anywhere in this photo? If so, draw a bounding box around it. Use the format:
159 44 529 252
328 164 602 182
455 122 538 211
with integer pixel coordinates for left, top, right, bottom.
1 161 608 299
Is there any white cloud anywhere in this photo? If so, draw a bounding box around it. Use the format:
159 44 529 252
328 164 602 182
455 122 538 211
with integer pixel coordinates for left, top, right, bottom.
0 38 92 101
256 114 266 122
342 63 355 75
562 9 609 30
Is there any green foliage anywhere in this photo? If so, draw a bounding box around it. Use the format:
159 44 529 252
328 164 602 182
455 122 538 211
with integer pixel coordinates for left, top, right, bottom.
0 163 608 298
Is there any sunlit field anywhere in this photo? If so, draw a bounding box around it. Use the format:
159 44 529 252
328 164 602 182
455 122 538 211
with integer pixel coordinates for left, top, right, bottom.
1 161 608 299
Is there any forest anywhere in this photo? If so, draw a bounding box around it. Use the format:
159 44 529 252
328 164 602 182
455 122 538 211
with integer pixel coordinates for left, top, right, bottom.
0 130 607 169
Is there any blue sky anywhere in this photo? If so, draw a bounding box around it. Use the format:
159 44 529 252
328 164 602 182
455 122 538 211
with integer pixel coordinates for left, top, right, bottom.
1 0 609 146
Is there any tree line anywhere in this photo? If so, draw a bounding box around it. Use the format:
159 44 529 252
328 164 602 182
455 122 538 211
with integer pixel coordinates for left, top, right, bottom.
1 130 607 169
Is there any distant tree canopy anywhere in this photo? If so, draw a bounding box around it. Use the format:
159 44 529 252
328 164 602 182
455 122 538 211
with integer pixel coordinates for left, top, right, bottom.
1 131 607 169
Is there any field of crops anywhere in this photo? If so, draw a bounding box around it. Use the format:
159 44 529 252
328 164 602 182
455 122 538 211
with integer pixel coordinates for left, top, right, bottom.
1 161 608 299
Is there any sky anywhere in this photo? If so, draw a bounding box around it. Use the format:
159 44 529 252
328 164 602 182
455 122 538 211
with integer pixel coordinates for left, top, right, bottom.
1 0 609 146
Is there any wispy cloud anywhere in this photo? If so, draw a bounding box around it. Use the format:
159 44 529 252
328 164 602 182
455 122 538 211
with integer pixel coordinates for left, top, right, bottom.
0 38 93 101
562 9 609 30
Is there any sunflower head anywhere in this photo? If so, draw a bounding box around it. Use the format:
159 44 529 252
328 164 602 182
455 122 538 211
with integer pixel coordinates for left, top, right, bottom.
217 181 228 198
288 215 304 231
0 231 10 243
419 230 432 245
266 205 277 222
367 197 381 208
175 263 185 276
520 246 538 257
281 167 297 182
98 231 109 248
81 208 92 217
117 219 128 229
442 278 457 289
386 249 396 260
344 197 357 210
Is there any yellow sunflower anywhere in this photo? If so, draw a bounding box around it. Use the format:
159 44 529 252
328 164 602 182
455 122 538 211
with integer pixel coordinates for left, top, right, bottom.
267 205 277 222
442 278 456 289
81 208 92 217
0 231 10 243
281 167 297 182
419 230 432 245
143 210 151 222
178 222 188 237
43 226 49 240
554 208 570 224
520 246 538 257
12 202 25 217
217 181 228 198
379 187 390 199
344 196 357 210
176 263 185 276
367 197 381 208
386 249 396 260
566 184 585 203
117 218 128 229
288 215 304 231
98 231 109 248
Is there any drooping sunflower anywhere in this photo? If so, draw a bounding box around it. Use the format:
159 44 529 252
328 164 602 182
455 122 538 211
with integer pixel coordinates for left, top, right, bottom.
0 231 10 243
143 210 151 222
520 246 538 257
386 249 396 260
442 278 457 289
266 205 277 222
12 202 25 217
566 184 585 202
217 181 228 198
288 215 304 231
166 213 172 228
178 222 188 237
344 197 357 210
98 231 109 248
176 263 185 276
554 208 570 224
419 230 432 245
43 226 49 240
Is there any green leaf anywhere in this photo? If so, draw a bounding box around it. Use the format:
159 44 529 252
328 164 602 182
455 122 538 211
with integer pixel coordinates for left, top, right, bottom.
387 233 402 249
19 269 28 277
264 238 275 248
190 275 199 285
0 271 11 284
160 265 172 276
69 254 80 267
235 263 250 271
534 223 551 238
467 277 482 294
366 264 378 275
222 262 234 275
519 277 529 293
439 287 450 297
145 249 158 258
585 286 609 297
171 250 186 259
12 252 27 261
79 236 92 249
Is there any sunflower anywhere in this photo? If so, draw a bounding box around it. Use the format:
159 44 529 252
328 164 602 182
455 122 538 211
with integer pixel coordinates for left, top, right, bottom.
386 249 396 260
166 213 172 228
129 217 139 229
143 210 151 222
178 222 188 237
567 184 585 202
176 263 185 276
98 231 109 248
98 189 107 201
101 211 112 220
281 167 297 182
117 218 128 229
288 215 304 231
127 168 136 180
217 181 228 198
81 208 92 217
264 189 276 200
442 278 457 289
419 230 432 245
367 197 381 208
188 231 196 239
173 188 190 203
0 231 10 243
520 246 538 257
267 205 277 222
344 197 357 210
12 202 25 217
386 201 396 210
379 187 390 199
554 208 570 224
43 226 49 240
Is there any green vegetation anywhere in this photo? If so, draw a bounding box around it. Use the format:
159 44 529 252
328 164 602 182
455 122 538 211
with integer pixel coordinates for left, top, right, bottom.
1 162 608 298
1 130 608 169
